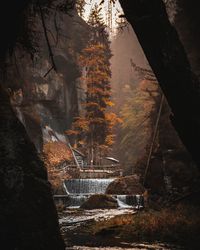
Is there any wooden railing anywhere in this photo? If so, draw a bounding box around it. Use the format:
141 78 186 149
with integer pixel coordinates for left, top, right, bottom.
64 164 121 170
57 163 123 178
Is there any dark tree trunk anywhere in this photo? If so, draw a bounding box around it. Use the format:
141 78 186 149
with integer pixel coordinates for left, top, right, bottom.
119 0 200 168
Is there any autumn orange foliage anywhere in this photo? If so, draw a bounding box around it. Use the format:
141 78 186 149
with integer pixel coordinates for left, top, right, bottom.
42 142 72 192
66 5 122 162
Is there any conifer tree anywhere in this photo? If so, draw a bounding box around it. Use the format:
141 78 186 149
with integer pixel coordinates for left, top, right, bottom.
76 0 86 17
67 5 121 166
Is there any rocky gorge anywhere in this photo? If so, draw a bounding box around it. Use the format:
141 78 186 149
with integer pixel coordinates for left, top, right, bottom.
1 0 200 249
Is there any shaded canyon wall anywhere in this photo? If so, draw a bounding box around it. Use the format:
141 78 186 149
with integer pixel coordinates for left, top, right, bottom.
8 7 89 152
0 1 89 249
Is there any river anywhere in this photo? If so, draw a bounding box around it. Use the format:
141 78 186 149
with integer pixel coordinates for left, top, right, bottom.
59 179 184 249
60 208 184 250
66 245 183 250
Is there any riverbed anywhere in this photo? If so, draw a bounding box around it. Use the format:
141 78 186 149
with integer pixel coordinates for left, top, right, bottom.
66 244 183 249
60 208 184 250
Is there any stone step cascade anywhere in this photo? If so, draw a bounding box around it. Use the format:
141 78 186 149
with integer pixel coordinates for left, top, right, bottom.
54 178 144 209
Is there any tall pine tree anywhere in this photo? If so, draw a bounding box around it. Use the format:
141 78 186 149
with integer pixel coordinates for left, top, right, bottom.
67 5 120 166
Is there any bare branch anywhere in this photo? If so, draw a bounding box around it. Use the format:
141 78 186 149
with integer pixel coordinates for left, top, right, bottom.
43 66 54 78
38 1 57 73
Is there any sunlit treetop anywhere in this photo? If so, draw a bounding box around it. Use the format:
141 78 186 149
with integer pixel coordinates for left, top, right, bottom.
77 0 124 36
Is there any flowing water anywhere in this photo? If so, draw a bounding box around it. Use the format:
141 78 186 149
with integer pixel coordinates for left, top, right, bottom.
66 194 92 207
61 208 183 250
60 208 136 228
64 179 114 195
60 179 182 250
62 179 144 208
66 244 184 250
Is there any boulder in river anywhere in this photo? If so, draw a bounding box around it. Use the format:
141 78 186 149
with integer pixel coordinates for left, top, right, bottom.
80 194 118 209
106 175 145 195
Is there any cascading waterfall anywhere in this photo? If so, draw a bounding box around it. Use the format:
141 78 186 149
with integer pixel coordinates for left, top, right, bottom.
64 179 114 195
116 195 144 208
116 195 132 208
64 179 114 208
62 179 144 208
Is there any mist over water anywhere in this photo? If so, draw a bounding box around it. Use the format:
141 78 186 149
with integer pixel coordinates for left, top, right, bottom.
111 24 148 89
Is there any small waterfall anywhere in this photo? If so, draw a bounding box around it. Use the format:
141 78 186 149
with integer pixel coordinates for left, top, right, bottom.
63 179 114 208
68 195 89 207
62 179 144 208
116 195 144 208
116 195 132 208
63 182 70 195
64 179 114 195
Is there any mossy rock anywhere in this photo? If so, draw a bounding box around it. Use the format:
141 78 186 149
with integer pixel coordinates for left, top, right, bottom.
80 194 118 209
106 175 145 195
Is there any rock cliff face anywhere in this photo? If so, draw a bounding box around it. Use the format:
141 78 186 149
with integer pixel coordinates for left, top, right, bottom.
174 0 200 82
0 2 89 249
0 86 65 249
9 7 89 152
119 0 200 169
118 0 200 198
155 1 200 194
144 100 200 196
